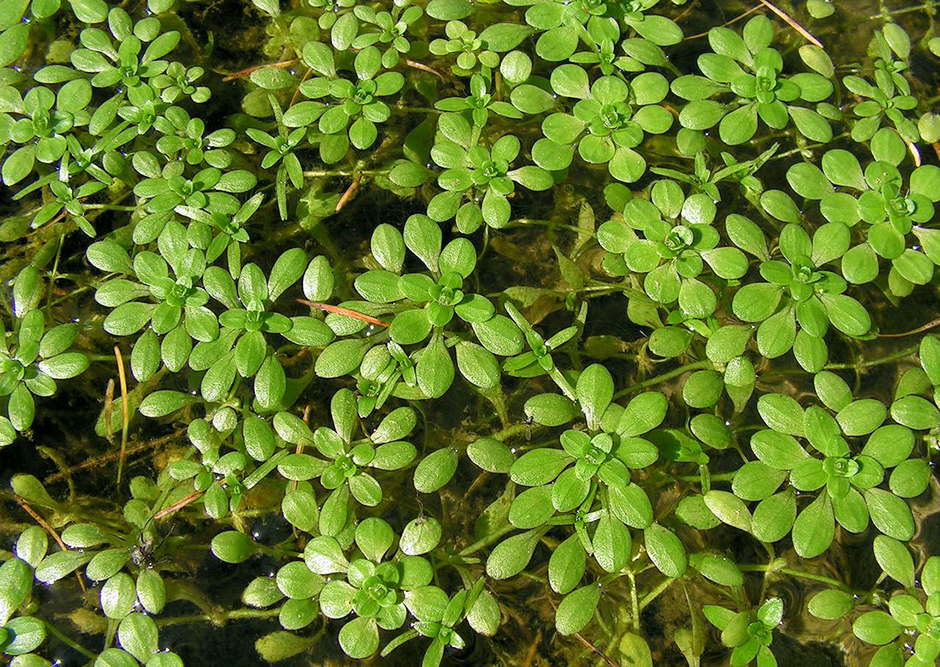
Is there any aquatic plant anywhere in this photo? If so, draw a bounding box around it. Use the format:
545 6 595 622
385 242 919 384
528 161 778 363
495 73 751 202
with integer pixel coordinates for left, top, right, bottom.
1 1 940 666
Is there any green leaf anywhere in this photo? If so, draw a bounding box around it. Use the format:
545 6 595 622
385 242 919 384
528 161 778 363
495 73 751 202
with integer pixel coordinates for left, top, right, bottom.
751 490 796 543
836 399 886 436
315 339 370 378
792 493 834 558
644 523 686 577
69 0 109 23
536 26 579 62
865 488 914 540
211 531 255 563
618 392 667 437
889 458 930 498
35 549 94 584
576 364 613 430
873 535 915 588
787 162 832 200
403 214 441 272
401 517 442 556
757 393 805 436
690 552 743 586
480 23 532 52
607 482 653 529
510 83 556 114
703 490 752 533
101 572 137 620
551 64 590 99
732 461 787 501
726 214 769 260
706 326 752 363
682 370 723 408
593 512 630 572
853 611 902 645
417 337 454 398
303 536 348 574
719 104 758 145
0 23 28 67
890 395 940 430
555 584 601 635
486 529 543 580
139 390 196 418
510 448 572 486
2 615 45 655
524 393 577 427
732 283 781 322
679 101 727 130
426 0 472 20
414 448 458 493
339 617 379 659
467 438 514 474
648 327 692 358
808 589 854 620
0 557 31 625
822 150 865 190
510 485 555 529
549 534 586 594
821 294 870 336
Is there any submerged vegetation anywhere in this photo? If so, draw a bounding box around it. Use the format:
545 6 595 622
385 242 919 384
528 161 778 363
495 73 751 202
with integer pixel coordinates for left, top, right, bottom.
2 0 940 665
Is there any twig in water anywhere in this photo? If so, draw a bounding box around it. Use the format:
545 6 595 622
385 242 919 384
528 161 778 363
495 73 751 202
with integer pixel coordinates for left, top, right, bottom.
221 59 299 82
573 631 618 667
289 67 313 109
14 495 86 593
154 491 204 520
297 299 390 327
521 630 541 667
674 0 699 23
104 378 114 445
115 345 130 485
684 5 762 40
45 430 186 483
756 0 824 49
335 173 362 212
405 59 445 81
879 316 940 338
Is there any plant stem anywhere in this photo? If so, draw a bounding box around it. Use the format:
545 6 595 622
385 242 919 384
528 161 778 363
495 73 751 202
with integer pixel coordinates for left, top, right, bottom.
491 422 529 441
676 471 736 483
458 523 517 557
823 343 918 370
510 218 586 234
613 360 713 399
639 577 676 611
41 617 96 659
739 564 865 596
627 570 641 632
392 106 441 114
302 168 388 178
156 608 281 627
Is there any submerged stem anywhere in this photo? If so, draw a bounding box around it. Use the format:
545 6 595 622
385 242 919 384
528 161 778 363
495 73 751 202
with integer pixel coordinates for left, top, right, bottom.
40 617 96 659
613 360 713 399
